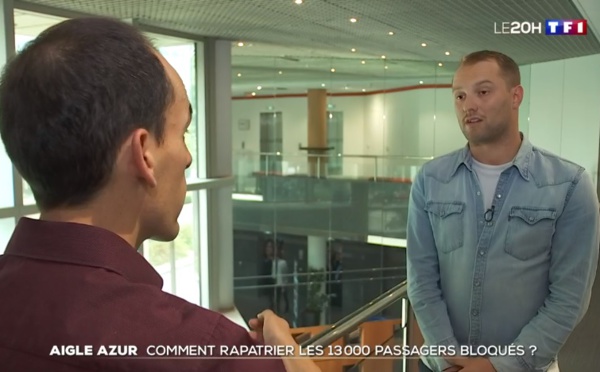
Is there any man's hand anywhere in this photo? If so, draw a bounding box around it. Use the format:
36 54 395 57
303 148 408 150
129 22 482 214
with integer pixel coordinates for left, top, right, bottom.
248 309 294 346
445 357 496 372
249 310 322 372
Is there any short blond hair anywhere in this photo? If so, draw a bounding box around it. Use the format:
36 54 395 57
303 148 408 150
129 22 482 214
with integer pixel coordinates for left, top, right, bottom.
460 50 521 87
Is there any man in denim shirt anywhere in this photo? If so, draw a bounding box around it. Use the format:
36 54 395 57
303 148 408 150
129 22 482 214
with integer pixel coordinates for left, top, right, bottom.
407 50 599 372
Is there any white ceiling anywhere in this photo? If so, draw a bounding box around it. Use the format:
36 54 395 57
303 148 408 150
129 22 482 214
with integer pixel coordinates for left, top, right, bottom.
12 0 600 95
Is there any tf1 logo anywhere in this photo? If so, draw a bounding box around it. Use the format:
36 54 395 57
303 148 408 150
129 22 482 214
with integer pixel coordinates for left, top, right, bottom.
545 20 587 35
494 20 587 35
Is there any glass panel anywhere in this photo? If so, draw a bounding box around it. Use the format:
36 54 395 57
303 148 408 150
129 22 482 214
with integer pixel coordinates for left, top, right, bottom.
229 42 453 330
15 34 35 51
327 111 343 176
0 218 15 254
157 42 199 181
259 111 283 173
23 182 36 206
0 147 14 209
15 11 68 208
232 150 416 326
144 191 200 304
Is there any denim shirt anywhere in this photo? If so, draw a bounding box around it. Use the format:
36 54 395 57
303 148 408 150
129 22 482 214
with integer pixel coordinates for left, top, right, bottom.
407 137 599 372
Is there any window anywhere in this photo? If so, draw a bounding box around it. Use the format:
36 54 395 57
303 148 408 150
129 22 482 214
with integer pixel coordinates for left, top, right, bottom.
0 218 15 254
157 43 200 180
144 191 200 303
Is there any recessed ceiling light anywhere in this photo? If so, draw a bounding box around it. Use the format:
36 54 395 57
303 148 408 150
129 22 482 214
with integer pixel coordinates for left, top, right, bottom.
321 83 326 87
362 88 366 92
237 42 244 47
257 86 262 90
330 68 336 72
294 0 303 4
278 71 283 75
421 42 427 47
344 86 349 90
384 65 388 69
350 17 358 23
251 92 256 96
351 48 356 52
237 73 242 77
381 55 386 59
445 51 450 56
388 31 395 36
419 81 424 84
438 62 443 67
361 60 366 64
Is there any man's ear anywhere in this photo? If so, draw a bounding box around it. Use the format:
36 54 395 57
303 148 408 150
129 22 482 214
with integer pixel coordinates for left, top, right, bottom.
131 129 157 187
512 85 524 109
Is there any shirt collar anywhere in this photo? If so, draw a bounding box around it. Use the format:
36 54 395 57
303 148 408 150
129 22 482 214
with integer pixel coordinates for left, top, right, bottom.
451 132 532 181
4 217 163 288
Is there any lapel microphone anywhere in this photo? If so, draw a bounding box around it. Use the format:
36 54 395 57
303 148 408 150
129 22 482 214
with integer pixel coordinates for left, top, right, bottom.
484 205 495 222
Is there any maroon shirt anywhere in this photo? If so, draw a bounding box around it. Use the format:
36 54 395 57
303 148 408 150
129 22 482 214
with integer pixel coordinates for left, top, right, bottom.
0 218 286 372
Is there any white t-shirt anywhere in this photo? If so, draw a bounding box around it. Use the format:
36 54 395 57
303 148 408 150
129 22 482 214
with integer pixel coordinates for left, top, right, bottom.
471 158 512 210
272 258 288 286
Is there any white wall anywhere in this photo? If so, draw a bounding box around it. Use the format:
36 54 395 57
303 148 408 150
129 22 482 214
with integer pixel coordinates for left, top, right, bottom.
232 53 600 184
527 54 600 184
232 95 366 176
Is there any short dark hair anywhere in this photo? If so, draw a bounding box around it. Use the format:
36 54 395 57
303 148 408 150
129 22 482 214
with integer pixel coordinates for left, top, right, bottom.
459 50 521 87
0 17 173 210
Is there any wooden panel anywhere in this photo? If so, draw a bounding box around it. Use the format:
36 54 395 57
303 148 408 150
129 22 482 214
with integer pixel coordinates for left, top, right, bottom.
290 318 402 372
361 319 398 347
314 359 342 371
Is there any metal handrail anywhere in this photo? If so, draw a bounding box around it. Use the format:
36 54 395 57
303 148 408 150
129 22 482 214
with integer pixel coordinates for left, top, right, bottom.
233 266 405 281
235 150 433 161
301 280 407 348
234 275 405 290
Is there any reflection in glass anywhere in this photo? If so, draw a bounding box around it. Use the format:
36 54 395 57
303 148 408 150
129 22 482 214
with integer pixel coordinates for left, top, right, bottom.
260 112 283 173
327 111 344 176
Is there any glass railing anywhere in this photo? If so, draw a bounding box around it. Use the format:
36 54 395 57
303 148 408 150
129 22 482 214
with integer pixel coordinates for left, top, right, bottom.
302 280 407 347
233 151 431 198
232 151 429 329
234 266 405 328
300 281 410 372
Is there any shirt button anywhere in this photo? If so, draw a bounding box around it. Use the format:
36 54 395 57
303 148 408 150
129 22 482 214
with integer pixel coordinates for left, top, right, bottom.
471 309 479 316
529 216 534 222
486 222 493 226
474 280 481 287
476 191 481 196
479 250 486 256
497 194 502 198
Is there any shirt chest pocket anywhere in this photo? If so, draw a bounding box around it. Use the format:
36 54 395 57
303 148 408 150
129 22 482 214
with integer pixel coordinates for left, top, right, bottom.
425 201 465 253
505 207 557 260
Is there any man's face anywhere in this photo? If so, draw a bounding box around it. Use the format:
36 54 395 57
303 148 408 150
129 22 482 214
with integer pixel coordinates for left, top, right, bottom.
452 60 519 146
143 54 192 241
265 243 274 256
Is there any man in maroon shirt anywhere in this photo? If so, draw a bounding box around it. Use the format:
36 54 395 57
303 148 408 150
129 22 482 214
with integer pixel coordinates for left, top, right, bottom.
0 17 319 372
